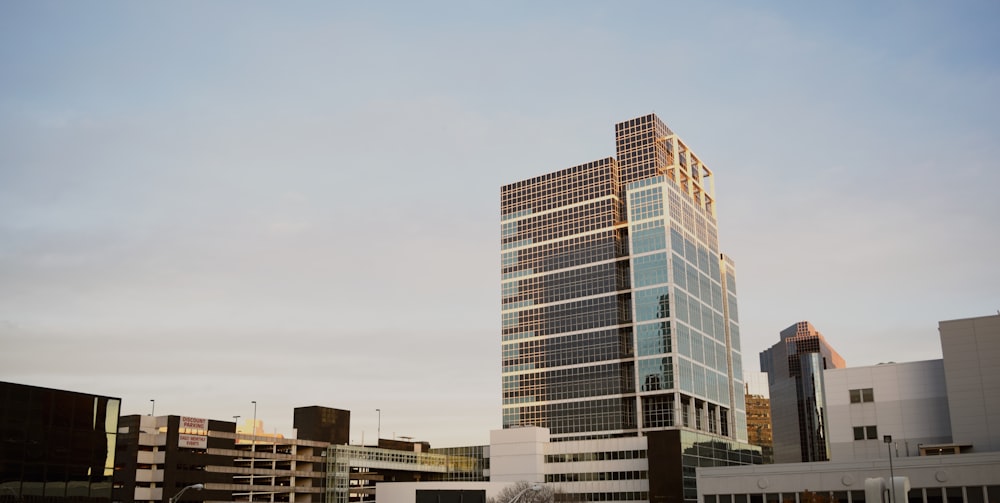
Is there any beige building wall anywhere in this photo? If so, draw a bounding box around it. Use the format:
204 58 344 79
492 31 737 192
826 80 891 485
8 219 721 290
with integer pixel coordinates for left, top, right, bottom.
488 427 549 483
940 314 1000 452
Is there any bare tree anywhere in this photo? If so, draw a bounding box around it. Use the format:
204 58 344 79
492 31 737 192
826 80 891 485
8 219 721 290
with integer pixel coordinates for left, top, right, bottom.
488 482 555 503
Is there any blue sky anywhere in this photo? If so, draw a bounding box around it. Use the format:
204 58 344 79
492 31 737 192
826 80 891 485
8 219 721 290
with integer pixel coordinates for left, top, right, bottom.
2 1 998 446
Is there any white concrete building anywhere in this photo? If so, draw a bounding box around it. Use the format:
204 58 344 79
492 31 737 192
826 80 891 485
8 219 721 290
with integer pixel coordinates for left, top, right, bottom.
378 427 651 503
697 452 1000 503
825 360 952 461
940 315 1000 453
379 426 759 503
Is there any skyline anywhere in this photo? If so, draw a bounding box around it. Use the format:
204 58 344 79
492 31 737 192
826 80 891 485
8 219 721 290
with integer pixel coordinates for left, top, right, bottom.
2 1 999 447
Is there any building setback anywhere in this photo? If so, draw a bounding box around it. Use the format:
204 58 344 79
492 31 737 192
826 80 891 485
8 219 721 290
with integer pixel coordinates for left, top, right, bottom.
500 113 759 502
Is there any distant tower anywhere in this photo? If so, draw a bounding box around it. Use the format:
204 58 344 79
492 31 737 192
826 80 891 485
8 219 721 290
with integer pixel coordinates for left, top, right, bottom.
760 321 845 463
744 375 774 464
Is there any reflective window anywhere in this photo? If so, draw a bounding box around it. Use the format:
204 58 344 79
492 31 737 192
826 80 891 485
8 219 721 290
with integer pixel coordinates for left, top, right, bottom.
633 253 668 287
638 357 673 391
637 322 671 357
632 221 666 254
635 287 670 322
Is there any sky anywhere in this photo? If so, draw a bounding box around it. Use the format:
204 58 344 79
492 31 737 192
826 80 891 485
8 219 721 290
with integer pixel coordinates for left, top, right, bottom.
1 1 998 447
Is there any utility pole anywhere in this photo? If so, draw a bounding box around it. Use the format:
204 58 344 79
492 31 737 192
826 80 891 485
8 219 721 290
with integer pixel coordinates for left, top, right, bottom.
884 435 895 503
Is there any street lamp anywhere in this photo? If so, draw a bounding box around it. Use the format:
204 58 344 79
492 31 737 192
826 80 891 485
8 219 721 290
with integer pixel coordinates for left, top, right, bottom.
509 484 543 503
168 483 204 503
250 401 257 502
884 435 895 503
233 416 242 445
251 401 257 446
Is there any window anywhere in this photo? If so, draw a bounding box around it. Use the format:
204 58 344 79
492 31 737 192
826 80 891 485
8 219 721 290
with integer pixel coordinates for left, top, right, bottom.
854 425 878 440
850 388 874 403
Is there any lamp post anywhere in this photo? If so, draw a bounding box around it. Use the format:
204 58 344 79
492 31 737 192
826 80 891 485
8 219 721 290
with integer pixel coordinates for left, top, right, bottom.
884 435 895 503
250 401 257 502
168 483 204 503
251 401 257 446
509 484 543 503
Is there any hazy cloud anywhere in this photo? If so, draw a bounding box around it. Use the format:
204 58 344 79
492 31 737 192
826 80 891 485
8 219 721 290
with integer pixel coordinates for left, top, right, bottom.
1 1 997 446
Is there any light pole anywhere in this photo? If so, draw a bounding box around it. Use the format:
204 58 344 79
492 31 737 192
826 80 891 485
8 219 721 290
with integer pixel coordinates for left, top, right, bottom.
250 401 257 502
168 483 203 503
884 435 895 503
376 409 381 441
251 401 257 446
509 484 543 503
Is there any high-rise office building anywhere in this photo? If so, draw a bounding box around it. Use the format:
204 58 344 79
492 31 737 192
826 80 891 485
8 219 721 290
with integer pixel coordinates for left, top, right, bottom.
759 321 845 463
500 113 748 444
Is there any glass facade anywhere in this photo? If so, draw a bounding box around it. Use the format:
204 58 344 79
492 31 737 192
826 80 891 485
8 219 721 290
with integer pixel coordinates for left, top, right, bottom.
678 432 763 501
326 444 488 503
759 321 845 463
0 381 120 503
428 446 488 482
500 114 748 445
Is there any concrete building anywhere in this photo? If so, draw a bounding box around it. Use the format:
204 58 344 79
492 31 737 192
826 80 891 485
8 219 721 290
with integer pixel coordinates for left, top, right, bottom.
698 314 1000 503
742 371 773 463
0 381 121 503
744 389 773 465
824 360 952 462
113 405 487 503
698 453 1000 503
759 321 846 463
114 412 334 503
939 314 1000 453
500 113 758 502
380 426 760 503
